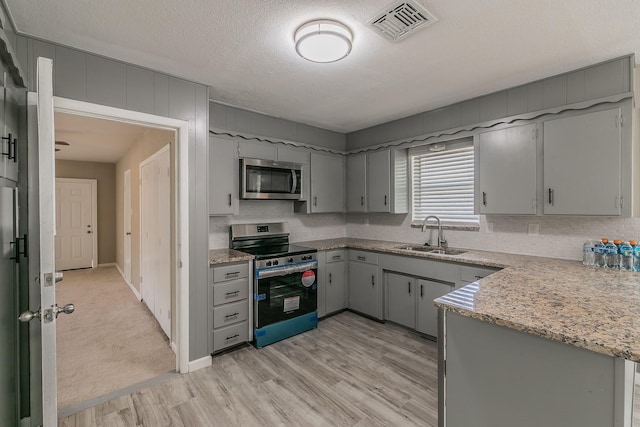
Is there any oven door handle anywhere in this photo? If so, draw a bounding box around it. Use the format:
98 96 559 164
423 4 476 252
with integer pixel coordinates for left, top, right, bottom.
257 260 317 279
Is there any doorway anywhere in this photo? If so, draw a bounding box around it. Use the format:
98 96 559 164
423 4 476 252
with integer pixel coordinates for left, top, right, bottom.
55 99 188 414
54 178 97 270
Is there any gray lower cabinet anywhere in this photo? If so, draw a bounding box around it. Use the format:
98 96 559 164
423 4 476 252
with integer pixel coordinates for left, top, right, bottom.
325 250 347 315
385 272 415 328
209 261 250 353
458 264 500 289
416 279 453 337
348 250 381 319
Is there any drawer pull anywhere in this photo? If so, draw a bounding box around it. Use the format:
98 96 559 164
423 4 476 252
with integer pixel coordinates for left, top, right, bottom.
332 255 341 260
224 312 239 319
225 334 240 341
371 275 375 287
225 290 240 297
474 275 483 280
357 256 366 261
225 271 240 277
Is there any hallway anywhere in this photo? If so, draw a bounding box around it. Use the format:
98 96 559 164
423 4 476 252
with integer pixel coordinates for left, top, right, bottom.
56 267 175 410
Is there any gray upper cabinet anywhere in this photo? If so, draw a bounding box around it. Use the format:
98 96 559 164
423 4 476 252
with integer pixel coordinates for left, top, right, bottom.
309 152 345 213
209 135 238 216
478 123 537 215
2 84 19 182
367 150 392 212
346 154 366 212
543 107 623 216
238 140 276 161
346 149 408 214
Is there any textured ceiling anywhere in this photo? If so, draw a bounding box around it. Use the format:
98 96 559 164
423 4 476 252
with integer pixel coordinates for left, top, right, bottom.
6 0 640 133
55 112 150 163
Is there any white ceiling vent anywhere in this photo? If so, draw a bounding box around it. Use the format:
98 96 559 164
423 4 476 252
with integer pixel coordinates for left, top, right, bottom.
368 0 438 42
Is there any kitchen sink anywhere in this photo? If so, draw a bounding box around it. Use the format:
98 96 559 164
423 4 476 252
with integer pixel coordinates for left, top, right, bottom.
395 245 467 256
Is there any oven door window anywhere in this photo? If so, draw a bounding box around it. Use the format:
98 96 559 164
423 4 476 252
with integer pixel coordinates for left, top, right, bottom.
256 268 317 328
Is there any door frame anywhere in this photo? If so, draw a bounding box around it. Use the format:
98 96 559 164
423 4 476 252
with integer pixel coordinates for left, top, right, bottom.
55 178 98 269
53 96 190 374
123 169 133 290
139 144 171 338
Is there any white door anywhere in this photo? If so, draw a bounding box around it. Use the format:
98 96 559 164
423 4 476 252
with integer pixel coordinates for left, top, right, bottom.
55 179 96 270
140 146 171 338
123 169 132 284
31 57 59 426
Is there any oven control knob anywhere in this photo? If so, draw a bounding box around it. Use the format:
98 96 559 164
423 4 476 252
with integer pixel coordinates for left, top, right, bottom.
273 260 279 266
266 261 272 267
288 257 294 263
301 255 307 260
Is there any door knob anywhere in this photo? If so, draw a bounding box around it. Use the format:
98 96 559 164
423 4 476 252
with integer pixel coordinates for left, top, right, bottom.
55 271 64 283
55 303 75 318
18 308 41 322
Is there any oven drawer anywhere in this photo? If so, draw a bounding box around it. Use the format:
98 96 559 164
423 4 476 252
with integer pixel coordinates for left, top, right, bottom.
212 279 249 306
212 321 249 353
212 300 249 328
213 263 249 283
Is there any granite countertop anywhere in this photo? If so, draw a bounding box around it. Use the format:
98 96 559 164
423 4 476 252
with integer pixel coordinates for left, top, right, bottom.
295 237 640 363
209 248 254 265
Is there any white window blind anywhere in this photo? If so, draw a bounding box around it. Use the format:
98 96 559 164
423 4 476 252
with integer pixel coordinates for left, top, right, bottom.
410 139 478 224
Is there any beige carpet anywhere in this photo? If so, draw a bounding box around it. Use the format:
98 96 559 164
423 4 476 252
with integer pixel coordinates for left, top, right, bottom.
56 266 175 409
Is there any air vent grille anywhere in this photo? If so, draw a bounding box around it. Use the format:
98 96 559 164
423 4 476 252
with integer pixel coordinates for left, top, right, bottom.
369 0 438 42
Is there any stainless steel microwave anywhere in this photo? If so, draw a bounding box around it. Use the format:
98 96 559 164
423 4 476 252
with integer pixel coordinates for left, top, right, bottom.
240 158 304 200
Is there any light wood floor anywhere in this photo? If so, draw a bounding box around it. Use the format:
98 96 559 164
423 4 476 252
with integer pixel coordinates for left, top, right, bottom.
59 311 439 426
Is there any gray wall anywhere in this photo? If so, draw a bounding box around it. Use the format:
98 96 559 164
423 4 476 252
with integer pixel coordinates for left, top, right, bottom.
210 101 346 151
15 35 211 361
347 55 633 150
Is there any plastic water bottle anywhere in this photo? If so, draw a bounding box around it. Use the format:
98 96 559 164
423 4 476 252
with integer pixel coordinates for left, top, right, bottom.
605 240 619 269
594 239 606 268
620 242 634 271
582 240 595 266
634 242 640 272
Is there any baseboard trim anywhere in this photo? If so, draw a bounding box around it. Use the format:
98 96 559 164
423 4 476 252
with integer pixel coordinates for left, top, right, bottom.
188 355 212 373
115 264 141 301
98 262 116 267
19 417 31 427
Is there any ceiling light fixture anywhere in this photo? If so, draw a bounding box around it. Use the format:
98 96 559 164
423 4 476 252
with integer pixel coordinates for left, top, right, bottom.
294 20 353 63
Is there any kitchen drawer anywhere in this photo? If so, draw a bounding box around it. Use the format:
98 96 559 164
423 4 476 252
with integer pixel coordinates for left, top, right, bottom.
212 279 249 306
326 249 345 263
460 265 499 282
213 263 249 283
349 250 378 265
212 321 249 353
213 300 249 329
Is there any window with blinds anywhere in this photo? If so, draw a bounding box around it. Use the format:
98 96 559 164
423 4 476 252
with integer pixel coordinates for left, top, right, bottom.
410 138 478 224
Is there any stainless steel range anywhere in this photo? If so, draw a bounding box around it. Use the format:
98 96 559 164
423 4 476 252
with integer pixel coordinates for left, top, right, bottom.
230 222 318 348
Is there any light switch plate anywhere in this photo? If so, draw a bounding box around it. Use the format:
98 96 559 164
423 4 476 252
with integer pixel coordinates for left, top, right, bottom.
528 223 540 236
486 222 494 234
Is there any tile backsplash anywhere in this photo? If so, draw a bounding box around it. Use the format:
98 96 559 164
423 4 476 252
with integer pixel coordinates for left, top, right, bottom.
209 201 640 261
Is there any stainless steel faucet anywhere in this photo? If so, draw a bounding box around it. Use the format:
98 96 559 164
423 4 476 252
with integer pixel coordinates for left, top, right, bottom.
421 215 447 248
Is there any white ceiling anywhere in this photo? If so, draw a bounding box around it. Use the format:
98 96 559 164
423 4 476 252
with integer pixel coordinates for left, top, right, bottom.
7 0 640 133
55 112 150 162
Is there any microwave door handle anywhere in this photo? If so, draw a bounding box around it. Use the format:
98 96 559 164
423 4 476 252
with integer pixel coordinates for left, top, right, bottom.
291 169 297 194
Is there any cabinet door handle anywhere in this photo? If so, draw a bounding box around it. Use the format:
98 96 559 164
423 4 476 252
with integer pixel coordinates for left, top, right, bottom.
329 273 332 284
408 281 411 294
420 284 424 299
360 196 364 206
228 193 232 207
482 191 487 207
357 256 366 261
548 188 554 206
384 195 388 206
371 275 375 287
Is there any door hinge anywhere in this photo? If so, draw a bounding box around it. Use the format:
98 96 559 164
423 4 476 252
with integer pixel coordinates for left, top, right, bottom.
443 359 446 376
616 113 624 127
532 128 537 139
168 309 171 320
620 196 624 208
140 276 143 283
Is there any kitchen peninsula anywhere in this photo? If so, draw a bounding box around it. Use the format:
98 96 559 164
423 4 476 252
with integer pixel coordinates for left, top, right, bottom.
292 238 639 427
